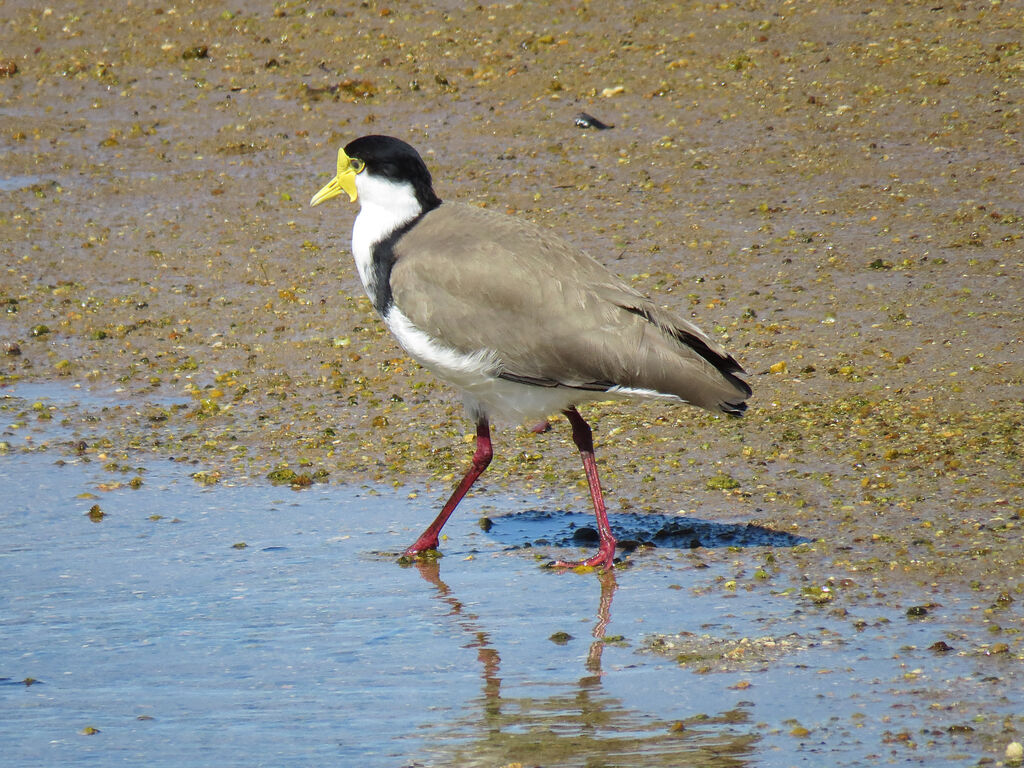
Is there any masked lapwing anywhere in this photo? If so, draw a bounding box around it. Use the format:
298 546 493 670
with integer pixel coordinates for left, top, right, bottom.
311 135 751 569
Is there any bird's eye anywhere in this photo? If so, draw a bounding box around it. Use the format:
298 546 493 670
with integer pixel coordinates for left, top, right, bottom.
350 157 365 173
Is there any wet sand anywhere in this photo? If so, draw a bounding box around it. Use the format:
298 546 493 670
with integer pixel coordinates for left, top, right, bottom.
2 0 1022 759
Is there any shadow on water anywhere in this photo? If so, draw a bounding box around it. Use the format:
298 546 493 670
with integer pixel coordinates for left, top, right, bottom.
408 561 757 768
484 508 809 556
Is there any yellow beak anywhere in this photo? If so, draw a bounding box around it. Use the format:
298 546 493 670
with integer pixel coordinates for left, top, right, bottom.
310 148 359 206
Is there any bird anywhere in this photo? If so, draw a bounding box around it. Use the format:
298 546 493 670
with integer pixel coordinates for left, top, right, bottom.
310 135 751 570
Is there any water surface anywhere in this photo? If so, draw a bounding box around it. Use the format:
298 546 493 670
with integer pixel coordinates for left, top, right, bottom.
1 385 1018 767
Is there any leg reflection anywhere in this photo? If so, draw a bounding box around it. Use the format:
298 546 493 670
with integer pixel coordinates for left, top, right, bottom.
407 561 756 766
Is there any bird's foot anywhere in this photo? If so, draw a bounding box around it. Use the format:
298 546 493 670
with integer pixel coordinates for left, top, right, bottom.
398 548 443 566
547 543 617 571
398 537 443 565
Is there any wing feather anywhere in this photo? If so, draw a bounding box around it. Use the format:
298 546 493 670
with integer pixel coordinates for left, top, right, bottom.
389 203 750 414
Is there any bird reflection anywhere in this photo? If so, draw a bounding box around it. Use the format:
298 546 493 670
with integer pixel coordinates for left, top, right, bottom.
408 561 756 768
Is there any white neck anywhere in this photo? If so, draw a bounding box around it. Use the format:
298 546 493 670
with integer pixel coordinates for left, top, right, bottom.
350 175 423 297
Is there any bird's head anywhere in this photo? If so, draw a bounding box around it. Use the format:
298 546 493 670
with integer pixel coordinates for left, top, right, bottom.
310 135 441 212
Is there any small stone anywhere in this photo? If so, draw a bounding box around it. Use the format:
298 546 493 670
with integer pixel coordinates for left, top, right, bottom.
574 112 614 130
572 526 600 544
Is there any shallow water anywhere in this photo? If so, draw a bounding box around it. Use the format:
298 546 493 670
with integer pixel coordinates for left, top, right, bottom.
0 175 44 192
1 387 1019 767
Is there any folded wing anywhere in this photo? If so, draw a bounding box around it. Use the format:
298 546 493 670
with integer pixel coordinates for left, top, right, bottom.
390 203 751 415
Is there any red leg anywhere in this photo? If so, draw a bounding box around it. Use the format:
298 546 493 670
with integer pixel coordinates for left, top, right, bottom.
550 407 617 570
404 418 492 557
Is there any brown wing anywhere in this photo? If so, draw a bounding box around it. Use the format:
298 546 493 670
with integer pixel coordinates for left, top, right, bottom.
390 203 750 414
